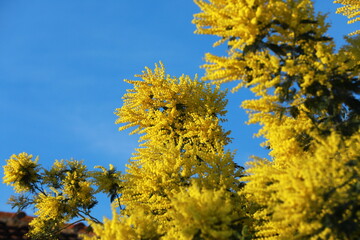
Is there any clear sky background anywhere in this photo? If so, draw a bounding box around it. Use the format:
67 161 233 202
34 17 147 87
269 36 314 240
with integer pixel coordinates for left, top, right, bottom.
0 1 357 220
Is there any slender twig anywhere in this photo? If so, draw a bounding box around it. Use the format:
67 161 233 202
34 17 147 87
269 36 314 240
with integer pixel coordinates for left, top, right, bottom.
54 219 85 234
78 211 101 224
32 183 47 196
116 193 123 210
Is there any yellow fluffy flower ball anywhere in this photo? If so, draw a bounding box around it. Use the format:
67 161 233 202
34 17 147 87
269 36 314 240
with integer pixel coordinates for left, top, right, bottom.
3 152 40 193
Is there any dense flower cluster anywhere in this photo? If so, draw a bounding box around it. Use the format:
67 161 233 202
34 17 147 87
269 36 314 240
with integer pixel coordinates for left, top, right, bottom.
3 153 39 193
3 157 122 239
193 0 359 238
112 63 247 236
335 0 360 35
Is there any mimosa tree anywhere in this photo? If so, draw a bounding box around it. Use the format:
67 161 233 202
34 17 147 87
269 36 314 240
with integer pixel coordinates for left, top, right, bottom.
112 62 248 238
3 0 359 239
193 0 359 238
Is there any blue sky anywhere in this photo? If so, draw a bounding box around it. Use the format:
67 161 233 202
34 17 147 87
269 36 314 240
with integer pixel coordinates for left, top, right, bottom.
0 1 357 220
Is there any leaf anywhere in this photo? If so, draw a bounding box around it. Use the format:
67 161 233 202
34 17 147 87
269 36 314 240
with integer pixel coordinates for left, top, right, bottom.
296 31 316 41
271 19 289 30
300 19 318 24
289 106 300 118
266 43 287 56
316 36 333 41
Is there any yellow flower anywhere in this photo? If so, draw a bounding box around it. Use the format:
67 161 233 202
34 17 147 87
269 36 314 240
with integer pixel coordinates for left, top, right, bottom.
34 193 65 220
92 164 123 196
3 152 39 193
167 184 249 240
334 0 360 35
82 205 161 240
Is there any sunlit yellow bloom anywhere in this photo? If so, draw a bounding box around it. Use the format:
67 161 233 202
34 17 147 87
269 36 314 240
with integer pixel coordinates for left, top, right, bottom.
82 206 161 240
114 62 245 235
334 0 360 35
244 131 360 239
3 152 39 193
194 0 359 238
34 193 65 220
167 184 246 240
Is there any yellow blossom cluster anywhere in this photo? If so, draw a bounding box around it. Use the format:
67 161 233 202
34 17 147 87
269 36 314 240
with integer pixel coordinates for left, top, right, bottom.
193 0 352 162
3 156 107 238
193 0 360 238
244 131 360 239
92 164 123 204
113 63 245 233
334 0 360 35
82 206 161 240
76 62 252 239
86 184 252 240
3 152 39 193
29 194 69 239
167 184 247 240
